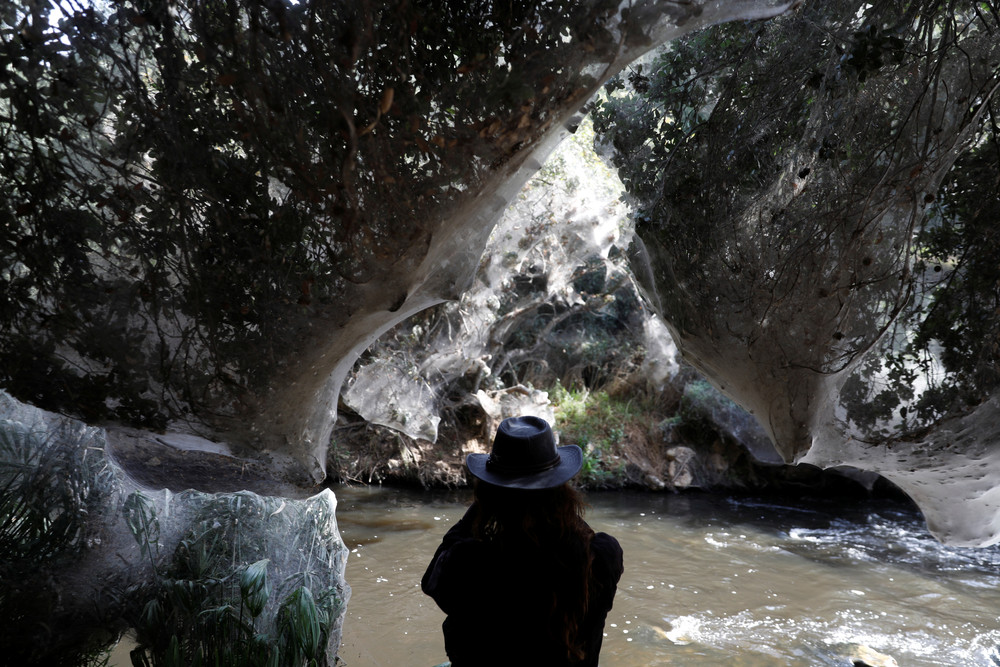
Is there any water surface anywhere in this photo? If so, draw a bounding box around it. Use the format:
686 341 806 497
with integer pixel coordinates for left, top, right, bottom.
335 485 1000 666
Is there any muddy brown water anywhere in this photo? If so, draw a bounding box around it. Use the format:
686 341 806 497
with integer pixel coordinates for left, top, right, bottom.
335 485 1000 667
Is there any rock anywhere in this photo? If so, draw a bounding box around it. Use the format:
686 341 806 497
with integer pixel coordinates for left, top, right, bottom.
667 446 698 489
841 643 899 667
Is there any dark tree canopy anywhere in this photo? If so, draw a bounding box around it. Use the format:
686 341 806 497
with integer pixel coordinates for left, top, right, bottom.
1 0 613 424
591 0 1000 543
1 0 796 482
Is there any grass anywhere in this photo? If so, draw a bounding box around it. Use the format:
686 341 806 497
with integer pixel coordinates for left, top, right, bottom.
550 382 659 488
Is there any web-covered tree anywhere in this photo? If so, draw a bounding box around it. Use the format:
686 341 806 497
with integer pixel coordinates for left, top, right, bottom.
0 0 796 484
591 0 1000 544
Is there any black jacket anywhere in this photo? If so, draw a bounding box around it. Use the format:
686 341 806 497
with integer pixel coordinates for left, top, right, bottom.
421 505 624 667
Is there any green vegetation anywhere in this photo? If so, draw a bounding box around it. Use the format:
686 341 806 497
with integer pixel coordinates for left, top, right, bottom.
124 491 345 667
551 383 655 488
0 402 350 666
549 376 756 489
0 417 120 665
0 419 115 566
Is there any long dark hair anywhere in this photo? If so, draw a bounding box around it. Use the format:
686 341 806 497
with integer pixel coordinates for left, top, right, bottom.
471 480 595 662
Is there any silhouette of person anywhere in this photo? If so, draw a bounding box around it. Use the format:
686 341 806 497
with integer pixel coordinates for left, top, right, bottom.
422 415 624 666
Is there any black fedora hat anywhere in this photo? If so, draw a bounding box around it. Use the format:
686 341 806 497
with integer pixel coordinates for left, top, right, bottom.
466 416 582 489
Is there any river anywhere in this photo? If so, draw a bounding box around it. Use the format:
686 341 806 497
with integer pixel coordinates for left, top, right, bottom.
334 484 1000 666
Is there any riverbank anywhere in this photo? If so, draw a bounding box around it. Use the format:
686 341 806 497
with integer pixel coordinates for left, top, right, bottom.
324 402 906 501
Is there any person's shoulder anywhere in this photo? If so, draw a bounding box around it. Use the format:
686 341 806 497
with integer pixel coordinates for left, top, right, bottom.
592 530 622 552
589 531 624 588
591 531 623 566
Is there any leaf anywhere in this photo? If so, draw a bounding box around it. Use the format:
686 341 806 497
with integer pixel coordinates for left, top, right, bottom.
122 491 160 558
139 598 163 632
277 586 323 660
164 634 182 667
379 87 394 114
240 558 270 618
129 646 152 667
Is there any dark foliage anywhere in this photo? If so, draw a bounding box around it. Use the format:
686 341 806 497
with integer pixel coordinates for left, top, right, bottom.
0 0 620 434
590 0 1000 446
0 417 121 665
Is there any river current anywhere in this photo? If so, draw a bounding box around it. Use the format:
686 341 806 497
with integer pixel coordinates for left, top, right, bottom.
335 485 1000 667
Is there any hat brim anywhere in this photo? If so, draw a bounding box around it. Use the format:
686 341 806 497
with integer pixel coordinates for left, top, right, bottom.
466 445 583 489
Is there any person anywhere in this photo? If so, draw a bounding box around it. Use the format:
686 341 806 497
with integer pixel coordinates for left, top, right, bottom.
421 415 624 667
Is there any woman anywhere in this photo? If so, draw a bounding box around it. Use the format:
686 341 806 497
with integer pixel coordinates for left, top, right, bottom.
421 415 624 667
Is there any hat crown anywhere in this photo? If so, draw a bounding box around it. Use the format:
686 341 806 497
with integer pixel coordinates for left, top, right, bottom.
487 416 560 474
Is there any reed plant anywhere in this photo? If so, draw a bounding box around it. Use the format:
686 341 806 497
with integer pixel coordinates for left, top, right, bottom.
124 490 346 667
0 416 120 664
0 418 115 565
